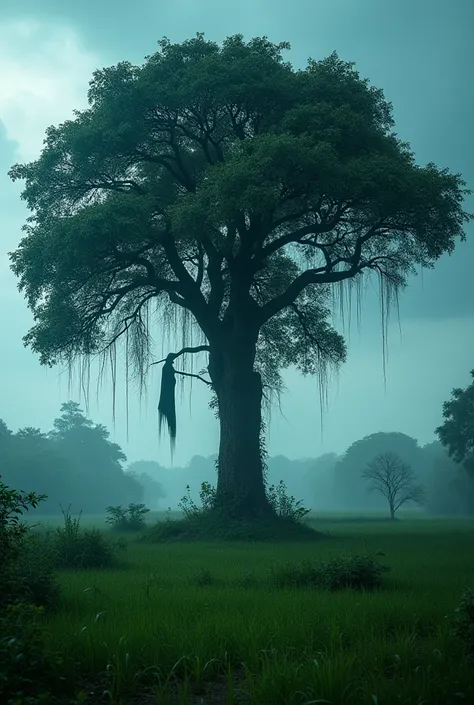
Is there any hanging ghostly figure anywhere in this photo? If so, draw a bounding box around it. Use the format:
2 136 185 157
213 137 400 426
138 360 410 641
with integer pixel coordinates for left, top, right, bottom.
155 345 212 454
158 354 177 449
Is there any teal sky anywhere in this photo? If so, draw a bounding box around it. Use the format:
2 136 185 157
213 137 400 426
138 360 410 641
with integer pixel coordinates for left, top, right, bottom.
0 0 473 466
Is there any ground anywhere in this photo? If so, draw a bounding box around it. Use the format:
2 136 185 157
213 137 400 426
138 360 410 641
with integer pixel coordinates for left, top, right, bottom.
30 511 474 704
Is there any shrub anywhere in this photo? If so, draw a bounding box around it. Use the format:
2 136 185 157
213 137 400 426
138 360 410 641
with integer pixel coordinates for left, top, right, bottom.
266 479 311 523
452 588 474 661
0 477 46 570
11 533 61 611
270 552 389 591
106 503 150 531
0 477 59 611
52 507 126 570
0 602 66 704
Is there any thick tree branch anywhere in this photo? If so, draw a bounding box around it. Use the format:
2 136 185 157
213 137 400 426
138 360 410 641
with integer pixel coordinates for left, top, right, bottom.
257 226 382 323
161 232 215 333
147 344 211 372
148 345 211 367
258 262 360 324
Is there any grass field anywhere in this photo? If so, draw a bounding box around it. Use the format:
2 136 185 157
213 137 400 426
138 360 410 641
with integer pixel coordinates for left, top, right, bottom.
31 513 474 704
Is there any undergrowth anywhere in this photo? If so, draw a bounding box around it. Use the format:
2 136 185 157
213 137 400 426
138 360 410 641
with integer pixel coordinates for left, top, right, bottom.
270 551 390 591
49 507 126 570
106 503 150 532
142 479 318 542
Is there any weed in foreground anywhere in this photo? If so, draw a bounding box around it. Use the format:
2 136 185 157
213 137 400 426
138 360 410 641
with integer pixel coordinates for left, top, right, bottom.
52 507 126 570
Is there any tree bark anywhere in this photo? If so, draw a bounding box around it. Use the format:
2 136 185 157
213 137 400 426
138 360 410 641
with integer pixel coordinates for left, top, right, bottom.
208 342 273 520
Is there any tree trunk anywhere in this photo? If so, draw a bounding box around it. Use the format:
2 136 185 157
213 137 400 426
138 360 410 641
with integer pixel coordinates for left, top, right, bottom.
209 345 273 520
389 504 396 520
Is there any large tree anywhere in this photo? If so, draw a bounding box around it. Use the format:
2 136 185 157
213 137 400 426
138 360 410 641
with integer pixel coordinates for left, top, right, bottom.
9 35 471 519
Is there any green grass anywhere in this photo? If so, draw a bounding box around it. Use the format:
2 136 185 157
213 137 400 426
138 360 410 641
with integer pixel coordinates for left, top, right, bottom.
31 514 474 704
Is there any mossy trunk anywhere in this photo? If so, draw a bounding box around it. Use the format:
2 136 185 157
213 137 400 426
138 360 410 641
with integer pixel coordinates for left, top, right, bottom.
209 343 272 520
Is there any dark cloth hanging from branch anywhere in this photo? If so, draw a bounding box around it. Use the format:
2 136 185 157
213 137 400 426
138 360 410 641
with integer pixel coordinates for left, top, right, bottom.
158 354 177 449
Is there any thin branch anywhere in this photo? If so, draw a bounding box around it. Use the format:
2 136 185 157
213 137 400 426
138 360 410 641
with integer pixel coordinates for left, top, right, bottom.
174 370 213 386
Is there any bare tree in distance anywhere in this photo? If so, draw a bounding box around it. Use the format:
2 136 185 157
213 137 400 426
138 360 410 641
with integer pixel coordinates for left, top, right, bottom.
362 453 425 520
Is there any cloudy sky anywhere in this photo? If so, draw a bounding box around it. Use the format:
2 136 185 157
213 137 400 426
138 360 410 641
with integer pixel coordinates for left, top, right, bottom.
0 0 473 467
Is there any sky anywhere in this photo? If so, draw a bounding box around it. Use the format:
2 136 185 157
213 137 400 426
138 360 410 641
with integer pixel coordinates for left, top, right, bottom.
0 0 473 467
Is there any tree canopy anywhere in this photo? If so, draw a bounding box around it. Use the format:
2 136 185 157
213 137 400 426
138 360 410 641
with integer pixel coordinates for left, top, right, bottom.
436 371 474 475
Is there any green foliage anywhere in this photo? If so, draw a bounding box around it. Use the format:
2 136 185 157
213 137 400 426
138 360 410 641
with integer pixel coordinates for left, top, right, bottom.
106 502 150 531
10 534 61 612
0 602 67 705
452 588 474 661
266 479 310 522
436 370 474 475
51 507 125 569
0 477 57 610
0 477 46 567
150 476 313 541
178 481 217 519
270 552 389 591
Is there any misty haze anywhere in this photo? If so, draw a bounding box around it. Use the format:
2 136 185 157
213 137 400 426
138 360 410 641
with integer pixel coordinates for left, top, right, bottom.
1 1 473 703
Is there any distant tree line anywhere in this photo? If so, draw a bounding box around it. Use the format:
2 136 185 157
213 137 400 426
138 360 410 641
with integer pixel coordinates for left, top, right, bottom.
0 401 165 515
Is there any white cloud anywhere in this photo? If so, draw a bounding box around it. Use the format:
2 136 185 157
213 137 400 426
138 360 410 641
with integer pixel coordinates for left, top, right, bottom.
0 18 98 161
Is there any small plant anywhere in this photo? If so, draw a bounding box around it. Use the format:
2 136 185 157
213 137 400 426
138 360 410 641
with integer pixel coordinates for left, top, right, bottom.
178 485 200 519
452 588 474 660
266 480 310 523
178 482 217 519
53 506 125 569
106 503 150 531
270 552 389 591
199 481 217 511
189 568 218 587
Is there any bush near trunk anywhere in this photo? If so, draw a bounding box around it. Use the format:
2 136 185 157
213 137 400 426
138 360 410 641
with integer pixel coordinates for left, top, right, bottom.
142 478 316 542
